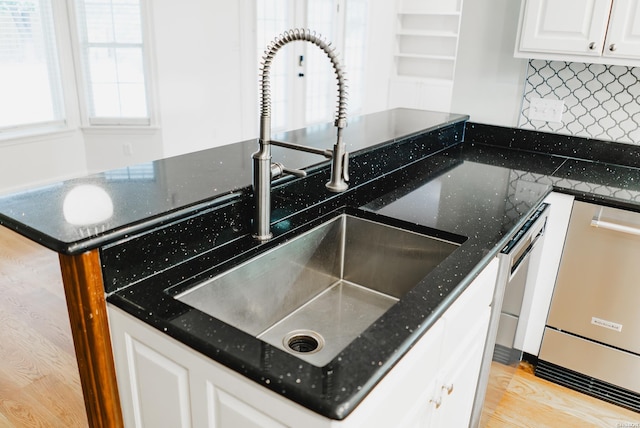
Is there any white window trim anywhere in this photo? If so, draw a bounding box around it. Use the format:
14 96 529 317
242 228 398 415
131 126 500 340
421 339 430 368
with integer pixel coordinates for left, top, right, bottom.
80 124 160 135
0 122 76 147
66 0 158 129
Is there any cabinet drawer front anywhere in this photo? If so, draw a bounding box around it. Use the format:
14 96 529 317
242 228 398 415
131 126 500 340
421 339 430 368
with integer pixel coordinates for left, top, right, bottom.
540 327 640 393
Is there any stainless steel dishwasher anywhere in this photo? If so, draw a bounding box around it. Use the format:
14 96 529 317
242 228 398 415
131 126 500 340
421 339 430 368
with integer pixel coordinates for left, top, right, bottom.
537 200 640 412
471 203 549 427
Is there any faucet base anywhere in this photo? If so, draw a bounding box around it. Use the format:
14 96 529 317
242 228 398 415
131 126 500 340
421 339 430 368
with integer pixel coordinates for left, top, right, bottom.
252 232 273 242
326 182 348 193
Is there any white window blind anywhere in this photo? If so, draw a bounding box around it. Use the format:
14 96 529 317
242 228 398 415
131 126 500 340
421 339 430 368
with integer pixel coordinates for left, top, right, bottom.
0 0 65 132
74 0 149 125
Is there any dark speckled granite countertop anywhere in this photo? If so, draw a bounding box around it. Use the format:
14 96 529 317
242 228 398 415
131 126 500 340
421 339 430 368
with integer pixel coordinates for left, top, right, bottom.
0 109 465 255
3 109 640 420
103 115 551 419
106 149 550 419
464 122 640 211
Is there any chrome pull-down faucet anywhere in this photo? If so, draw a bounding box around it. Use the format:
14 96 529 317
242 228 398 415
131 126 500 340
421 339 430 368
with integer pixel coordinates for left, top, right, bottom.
253 29 349 241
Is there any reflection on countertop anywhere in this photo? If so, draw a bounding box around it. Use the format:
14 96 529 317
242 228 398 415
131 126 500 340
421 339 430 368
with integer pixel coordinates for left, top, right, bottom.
0 109 466 253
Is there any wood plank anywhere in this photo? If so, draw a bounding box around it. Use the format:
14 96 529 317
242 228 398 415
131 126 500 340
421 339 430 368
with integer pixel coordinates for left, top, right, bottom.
0 374 83 427
486 362 640 427
59 250 124 428
0 226 88 427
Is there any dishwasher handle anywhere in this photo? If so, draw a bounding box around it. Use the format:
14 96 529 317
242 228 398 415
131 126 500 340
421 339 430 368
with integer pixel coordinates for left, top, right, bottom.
591 207 640 237
509 227 544 277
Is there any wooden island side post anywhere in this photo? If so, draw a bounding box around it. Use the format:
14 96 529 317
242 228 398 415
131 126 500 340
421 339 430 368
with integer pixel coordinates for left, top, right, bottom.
59 249 124 427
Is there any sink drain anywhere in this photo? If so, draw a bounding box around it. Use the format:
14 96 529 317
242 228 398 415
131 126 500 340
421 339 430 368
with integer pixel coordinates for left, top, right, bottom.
284 330 324 354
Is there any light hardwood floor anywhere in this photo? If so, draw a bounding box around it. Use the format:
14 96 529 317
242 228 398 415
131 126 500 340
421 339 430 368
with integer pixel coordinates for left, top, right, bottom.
0 225 638 427
0 226 88 427
485 362 640 427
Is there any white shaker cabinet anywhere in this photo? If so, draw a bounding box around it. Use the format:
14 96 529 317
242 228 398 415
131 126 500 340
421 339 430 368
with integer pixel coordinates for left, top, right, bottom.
515 0 640 65
398 259 496 427
108 258 498 428
517 0 612 56
426 306 490 427
603 0 640 61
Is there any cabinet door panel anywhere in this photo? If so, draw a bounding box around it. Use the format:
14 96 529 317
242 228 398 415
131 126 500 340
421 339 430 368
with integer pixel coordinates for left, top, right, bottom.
127 337 192 427
604 0 640 59
519 0 613 55
212 388 287 428
435 308 491 428
441 258 497 358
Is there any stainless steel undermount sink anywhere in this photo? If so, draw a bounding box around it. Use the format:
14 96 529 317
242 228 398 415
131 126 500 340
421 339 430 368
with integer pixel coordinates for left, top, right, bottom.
175 214 462 366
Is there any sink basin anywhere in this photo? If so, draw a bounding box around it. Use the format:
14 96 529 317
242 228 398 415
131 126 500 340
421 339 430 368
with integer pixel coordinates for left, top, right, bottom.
175 213 462 366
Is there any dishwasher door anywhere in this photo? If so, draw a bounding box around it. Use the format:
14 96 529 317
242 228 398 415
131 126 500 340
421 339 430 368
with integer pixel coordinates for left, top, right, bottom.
547 200 640 354
470 203 548 428
494 242 534 362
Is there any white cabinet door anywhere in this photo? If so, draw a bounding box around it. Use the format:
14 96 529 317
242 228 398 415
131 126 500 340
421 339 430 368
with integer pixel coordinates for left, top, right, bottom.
350 320 445 428
394 259 497 428
212 389 287 428
519 0 613 55
119 332 193 427
434 307 491 428
603 0 640 59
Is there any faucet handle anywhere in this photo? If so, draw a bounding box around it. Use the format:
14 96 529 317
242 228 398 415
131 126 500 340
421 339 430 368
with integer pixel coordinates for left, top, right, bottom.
283 166 307 178
342 151 349 182
271 162 307 179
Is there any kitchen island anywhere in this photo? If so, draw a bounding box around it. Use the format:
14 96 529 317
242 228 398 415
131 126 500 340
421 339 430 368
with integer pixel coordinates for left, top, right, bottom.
1 108 639 425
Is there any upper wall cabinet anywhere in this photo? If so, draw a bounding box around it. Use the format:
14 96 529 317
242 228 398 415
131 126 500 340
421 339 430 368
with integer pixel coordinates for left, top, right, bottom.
515 0 640 66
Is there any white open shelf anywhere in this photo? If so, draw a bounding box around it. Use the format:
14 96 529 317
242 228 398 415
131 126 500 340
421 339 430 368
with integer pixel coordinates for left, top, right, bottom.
391 0 464 111
399 0 462 15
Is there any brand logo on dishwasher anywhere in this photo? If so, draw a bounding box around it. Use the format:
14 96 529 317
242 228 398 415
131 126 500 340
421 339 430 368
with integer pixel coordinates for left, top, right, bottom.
591 316 623 332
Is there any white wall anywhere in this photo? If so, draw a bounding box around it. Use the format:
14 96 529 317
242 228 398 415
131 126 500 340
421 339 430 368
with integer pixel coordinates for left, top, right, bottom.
0 130 87 193
150 1 251 158
361 2 395 114
0 1 249 194
3 0 515 195
143 0 396 157
451 0 528 126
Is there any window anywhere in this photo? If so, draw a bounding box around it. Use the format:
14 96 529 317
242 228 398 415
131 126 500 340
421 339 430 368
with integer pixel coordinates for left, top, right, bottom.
0 0 65 132
104 162 154 180
73 0 150 125
256 0 368 132
0 0 151 137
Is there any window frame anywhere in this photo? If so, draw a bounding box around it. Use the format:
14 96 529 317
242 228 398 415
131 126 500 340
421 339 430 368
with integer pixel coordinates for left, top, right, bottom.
0 0 157 142
68 0 157 128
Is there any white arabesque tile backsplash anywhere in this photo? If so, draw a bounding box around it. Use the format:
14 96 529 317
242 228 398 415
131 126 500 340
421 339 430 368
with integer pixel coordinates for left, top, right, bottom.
519 60 640 145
